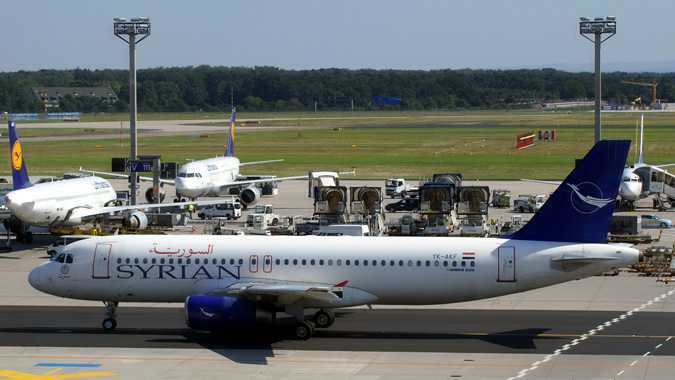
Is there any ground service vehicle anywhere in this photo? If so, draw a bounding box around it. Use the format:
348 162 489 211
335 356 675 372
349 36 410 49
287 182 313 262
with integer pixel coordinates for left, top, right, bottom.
513 194 548 213
385 178 418 198
246 204 280 228
642 214 673 228
385 198 420 213
198 199 242 220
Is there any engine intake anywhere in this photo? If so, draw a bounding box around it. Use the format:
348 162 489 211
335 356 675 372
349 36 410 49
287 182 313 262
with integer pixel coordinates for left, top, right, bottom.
124 211 148 229
239 186 261 207
145 186 166 203
185 295 275 330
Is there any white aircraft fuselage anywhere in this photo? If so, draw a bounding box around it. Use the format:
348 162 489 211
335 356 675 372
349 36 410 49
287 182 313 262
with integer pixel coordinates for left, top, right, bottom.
4 176 116 227
29 234 638 306
174 156 240 198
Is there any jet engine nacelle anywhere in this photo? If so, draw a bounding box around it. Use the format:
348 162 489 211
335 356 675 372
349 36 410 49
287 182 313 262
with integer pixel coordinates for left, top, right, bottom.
3 215 25 233
239 186 261 207
184 295 275 331
145 186 166 203
124 211 148 229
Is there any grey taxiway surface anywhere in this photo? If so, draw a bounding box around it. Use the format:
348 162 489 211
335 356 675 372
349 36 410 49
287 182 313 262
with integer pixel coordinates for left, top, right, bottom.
2 119 675 378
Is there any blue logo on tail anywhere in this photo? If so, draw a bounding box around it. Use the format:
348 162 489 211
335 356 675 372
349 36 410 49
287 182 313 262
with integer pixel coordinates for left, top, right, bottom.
7 120 32 190
224 107 235 157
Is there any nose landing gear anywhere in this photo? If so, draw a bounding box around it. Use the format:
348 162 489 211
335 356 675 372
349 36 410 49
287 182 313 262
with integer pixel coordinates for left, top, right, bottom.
102 301 118 331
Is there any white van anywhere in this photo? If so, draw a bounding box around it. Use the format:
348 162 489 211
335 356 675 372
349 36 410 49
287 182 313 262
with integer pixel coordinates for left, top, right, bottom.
198 200 242 220
46 235 93 257
314 224 371 236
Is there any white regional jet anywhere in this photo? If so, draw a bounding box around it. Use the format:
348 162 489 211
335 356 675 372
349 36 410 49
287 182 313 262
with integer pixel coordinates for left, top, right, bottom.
28 140 639 340
3 121 220 238
82 108 309 207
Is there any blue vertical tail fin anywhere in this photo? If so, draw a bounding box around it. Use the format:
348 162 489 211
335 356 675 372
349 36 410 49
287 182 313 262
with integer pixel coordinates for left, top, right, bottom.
506 140 630 243
224 107 235 157
8 120 32 190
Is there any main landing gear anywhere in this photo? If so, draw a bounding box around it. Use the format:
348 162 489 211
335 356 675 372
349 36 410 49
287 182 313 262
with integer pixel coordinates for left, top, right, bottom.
102 301 118 331
292 308 336 340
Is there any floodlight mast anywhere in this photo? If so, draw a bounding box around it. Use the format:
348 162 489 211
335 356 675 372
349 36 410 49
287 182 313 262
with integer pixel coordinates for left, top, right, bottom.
113 17 151 205
579 16 616 143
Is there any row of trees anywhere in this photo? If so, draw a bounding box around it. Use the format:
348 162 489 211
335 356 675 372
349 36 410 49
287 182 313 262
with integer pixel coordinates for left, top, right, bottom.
2 66 675 113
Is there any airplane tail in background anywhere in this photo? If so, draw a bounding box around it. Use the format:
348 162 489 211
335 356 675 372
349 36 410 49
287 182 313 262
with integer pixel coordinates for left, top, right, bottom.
506 140 630 244
224 107 235 157
7 120 32 190
638 114 644 164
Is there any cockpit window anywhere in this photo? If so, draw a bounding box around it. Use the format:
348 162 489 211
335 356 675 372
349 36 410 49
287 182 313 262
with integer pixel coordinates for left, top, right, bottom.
54 253 66 263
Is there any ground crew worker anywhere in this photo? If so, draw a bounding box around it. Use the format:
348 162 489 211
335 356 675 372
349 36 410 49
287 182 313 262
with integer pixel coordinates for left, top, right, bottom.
188 204 194 219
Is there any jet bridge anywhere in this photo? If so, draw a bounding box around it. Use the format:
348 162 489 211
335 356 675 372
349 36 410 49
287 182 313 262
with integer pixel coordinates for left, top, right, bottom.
635 166 675 207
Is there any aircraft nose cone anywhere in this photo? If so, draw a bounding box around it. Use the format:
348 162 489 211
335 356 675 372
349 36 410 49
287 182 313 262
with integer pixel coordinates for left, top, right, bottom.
28 266 41 290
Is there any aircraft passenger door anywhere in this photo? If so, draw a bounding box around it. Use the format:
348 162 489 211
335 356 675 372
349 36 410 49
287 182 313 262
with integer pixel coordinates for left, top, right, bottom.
497 246 516 282
92 243 112 279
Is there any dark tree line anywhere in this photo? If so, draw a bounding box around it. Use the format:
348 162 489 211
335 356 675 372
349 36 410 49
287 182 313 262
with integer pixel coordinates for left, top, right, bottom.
2 66 675 113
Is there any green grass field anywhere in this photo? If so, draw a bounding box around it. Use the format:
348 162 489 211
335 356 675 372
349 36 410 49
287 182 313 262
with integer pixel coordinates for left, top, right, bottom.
3 110 674 180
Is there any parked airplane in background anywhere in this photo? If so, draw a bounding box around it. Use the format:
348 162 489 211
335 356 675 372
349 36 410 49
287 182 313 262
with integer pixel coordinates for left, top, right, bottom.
618 115 675 209
3 121 219 241
82 108 313 207
29 140 639 339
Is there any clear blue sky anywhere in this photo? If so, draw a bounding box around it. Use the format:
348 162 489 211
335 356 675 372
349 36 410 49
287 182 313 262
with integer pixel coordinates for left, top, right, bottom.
3 0 675 73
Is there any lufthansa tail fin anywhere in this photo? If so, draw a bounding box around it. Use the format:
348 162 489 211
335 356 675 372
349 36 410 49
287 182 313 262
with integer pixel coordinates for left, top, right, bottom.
224 107 235 157
8 120 32 190
506 140 629 243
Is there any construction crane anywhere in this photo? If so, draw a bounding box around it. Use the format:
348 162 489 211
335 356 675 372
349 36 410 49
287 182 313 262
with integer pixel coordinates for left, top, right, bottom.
622 81 658 104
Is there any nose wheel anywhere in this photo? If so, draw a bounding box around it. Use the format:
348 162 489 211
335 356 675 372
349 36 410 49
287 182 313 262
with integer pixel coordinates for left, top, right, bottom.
102 301 118 331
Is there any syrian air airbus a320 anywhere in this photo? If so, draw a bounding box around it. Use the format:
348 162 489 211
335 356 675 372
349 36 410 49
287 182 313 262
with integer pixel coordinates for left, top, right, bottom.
28 140 639 340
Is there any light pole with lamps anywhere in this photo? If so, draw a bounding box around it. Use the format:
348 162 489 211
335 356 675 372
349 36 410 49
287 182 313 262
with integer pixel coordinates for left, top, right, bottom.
113 17 151 205
579 16 616 143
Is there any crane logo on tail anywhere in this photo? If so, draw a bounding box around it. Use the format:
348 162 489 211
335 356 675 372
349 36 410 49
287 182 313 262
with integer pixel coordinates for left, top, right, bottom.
11 140 22 171
568 182 614 214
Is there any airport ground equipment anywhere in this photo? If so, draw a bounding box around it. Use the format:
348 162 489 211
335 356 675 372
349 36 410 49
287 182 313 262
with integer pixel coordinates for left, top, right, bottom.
245 204 280 230
607 214 659 244
313 186 349 225
456 186 490 237
198 198 242 220
513 194 548 213
418 182 457 235
491 189 511 208
385 178 419 198
349 186 384 236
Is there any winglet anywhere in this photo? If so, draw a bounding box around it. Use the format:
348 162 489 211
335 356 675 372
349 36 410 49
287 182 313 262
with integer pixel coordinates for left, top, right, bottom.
333 280 348 288
8 120 32 190
224 107 235 157
505 140 630 243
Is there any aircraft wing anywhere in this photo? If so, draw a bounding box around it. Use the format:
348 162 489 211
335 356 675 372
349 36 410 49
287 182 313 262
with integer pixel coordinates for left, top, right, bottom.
79 168 175 185
239 159 284 167
520 179 561 185
69 199 225 221
216 169 357 193
210 280 349 305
